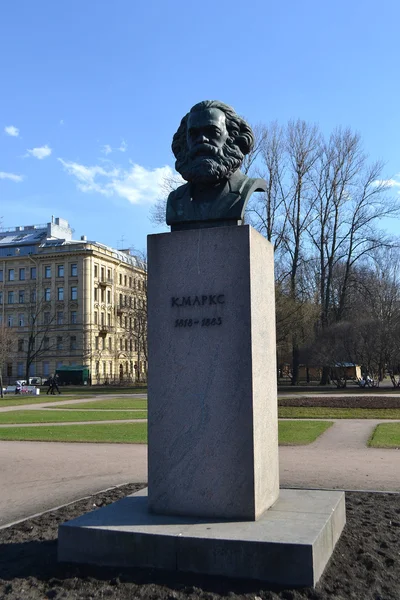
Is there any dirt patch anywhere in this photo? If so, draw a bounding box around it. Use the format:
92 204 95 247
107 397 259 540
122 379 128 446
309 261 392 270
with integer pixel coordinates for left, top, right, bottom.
1 484 399 599
279 395 400 409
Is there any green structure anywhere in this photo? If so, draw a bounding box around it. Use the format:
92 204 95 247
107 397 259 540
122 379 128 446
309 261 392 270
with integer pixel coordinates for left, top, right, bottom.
55 365 90 386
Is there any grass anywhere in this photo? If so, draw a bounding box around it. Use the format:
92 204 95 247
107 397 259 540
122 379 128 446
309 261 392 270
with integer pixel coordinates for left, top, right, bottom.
0 420 331 445
368 423 400 448
0 422 148 443
0 410 147 424
278 420 333 445
278 407 400 419
50 398 148 410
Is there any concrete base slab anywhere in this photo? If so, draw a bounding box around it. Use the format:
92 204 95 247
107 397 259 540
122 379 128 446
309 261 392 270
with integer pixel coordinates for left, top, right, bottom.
58 488 346 587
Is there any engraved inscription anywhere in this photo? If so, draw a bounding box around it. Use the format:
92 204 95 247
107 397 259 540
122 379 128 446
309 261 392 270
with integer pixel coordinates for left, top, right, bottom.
175 317 222 328
171 294 225 308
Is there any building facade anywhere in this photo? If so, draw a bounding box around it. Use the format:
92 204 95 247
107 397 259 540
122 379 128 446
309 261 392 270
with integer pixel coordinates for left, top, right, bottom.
0 217 147 385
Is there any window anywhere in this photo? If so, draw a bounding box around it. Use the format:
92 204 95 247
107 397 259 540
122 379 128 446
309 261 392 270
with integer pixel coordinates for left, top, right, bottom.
44 337 50 350
107 312 111 326
70 311 77 324
125 339 128 351
124 275 127 286
43 361 50 376
107 290 111 303
8 269 15 281
101 312 105 325
71 263 78 277
17 362 24 376
30 289 36 303
18 313 24 327
134 297 137 309
109 361 113 375
120 338 123 350
57 265 64 277
94 287 98 301
124 295 127 306
107 269 111 280
95 336 99 349
19 268 25 280
30 267 36 280
94 265 98 278
101 289 105 302
7 363 12 377
119 274 122 285
119 293 123 307
8 291 14 304
71 286 77 300
44 266 51 278
0 292 2 304
56 361 63 370
57 287 64 301
130 339 133 351
70 336 77 350
133 278 136 289
44 288 51 301
134 339 138 352
19 290 24 303
44 312 50 325
57 336 63 350
129 277 132 287
94 311 98 324
0 269 3 282
108 338 112 350
101 267 105 281
57 311 64 325
18 339 24 352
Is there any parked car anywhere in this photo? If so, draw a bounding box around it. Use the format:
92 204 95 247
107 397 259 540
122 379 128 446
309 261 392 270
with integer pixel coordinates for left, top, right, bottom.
15 380 27 386
29 377 42 385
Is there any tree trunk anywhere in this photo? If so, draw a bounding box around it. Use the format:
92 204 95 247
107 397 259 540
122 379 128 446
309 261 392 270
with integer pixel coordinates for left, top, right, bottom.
320 365 331 385
291 343 300 386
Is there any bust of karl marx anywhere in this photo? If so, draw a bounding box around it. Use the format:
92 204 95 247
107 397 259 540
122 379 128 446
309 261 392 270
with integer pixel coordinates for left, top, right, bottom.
166 100 266 231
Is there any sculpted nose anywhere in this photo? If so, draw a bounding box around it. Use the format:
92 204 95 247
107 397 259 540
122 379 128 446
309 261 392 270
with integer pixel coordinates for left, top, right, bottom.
198 133 209 144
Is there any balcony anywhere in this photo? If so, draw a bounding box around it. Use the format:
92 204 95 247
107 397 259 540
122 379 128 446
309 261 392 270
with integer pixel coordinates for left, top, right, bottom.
98 325 114 336
98 278 113 288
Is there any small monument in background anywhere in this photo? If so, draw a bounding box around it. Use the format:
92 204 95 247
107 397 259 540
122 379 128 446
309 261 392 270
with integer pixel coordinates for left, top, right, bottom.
58 101 345 587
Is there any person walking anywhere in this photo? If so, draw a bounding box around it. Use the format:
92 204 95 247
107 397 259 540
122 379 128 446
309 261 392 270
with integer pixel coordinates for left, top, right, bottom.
52 373 61 395
46 375 54 395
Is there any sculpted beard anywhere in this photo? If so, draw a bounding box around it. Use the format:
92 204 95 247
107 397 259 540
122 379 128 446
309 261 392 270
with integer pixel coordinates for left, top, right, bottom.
176 138 244 184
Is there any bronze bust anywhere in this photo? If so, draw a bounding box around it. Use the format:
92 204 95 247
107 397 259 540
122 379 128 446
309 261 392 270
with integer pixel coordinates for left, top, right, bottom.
166 100 267 231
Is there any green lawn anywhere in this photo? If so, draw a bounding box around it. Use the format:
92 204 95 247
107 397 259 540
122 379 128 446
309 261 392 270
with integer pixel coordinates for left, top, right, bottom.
50 398 148 410
0 410 147 424
368 423 400 448
0 420 331 445
278 420 333 445
279 407 400 419
0 422 148 443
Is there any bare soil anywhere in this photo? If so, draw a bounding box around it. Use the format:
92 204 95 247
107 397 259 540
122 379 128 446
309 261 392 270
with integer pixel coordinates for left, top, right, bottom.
1 484 400 600
279 395 400 409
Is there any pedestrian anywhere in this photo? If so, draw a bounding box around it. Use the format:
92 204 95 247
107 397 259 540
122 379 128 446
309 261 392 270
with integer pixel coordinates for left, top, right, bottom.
46 375 54 395
52 373 61 395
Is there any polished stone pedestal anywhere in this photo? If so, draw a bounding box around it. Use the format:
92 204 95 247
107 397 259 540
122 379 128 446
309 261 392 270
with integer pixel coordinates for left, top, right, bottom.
58 488 346 587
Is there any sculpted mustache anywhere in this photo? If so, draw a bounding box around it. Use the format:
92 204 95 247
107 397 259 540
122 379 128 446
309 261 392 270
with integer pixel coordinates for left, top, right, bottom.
189 144 223 159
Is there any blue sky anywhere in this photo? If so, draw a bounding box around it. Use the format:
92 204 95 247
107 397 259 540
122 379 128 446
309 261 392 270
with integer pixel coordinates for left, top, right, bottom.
1 0 400 251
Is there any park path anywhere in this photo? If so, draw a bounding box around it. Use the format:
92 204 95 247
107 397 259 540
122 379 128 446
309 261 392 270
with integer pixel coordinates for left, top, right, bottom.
0 393 147 412
0 416 399 527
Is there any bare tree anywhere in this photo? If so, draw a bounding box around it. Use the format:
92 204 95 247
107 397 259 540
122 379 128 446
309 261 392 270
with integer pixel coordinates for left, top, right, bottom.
22 286 56 381
0 325 15 397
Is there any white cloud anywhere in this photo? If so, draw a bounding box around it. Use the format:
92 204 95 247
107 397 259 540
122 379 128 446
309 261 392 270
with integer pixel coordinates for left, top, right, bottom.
4 125 19 137
101 144 113 155
118 139 127 152
0 171 24 182
101 140 128 155
58 158 181 204
26 145 52 160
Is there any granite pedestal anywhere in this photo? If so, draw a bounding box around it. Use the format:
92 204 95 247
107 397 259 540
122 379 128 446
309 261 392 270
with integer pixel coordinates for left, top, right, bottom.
58 224 346 587
147 225 279 520
58 487 346 587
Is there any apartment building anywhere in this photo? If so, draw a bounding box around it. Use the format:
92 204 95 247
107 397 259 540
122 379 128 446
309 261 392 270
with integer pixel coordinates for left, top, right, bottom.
0 217 147 385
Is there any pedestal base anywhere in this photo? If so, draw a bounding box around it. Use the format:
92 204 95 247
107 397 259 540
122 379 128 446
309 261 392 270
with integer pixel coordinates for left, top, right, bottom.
58 488 345 587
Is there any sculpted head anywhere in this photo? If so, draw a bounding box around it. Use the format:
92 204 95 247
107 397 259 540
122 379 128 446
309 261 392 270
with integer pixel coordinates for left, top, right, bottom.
172 100 255 184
